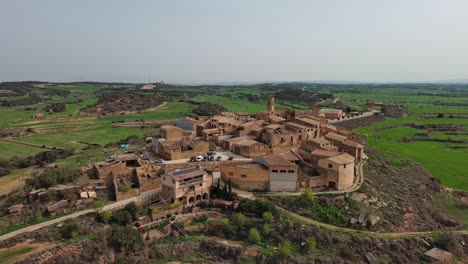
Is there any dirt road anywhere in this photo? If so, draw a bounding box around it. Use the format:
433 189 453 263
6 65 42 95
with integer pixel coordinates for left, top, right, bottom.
0 188 160 242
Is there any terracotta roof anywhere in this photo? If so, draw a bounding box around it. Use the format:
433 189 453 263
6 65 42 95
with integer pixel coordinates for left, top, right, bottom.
325 132 347 142
327 153 354 164
295 115 320 125
343 140 364 148
320 109 343 114
233 139 265 147
311 149 341 157
281 151 302 162
310 138 330 145
270 115 285 122
260 155 296 167
114 154 139 161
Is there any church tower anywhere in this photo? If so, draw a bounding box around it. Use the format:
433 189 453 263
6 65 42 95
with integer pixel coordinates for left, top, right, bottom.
267 96 275 116
310 103 320 119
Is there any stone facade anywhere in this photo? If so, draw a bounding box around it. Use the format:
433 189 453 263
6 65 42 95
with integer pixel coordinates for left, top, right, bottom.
220 162 269 191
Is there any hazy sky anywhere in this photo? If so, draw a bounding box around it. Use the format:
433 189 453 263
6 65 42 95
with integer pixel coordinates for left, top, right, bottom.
1 0 468 83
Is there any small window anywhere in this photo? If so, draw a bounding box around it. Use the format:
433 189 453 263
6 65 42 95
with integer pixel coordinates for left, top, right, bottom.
328 164 333 168
272 170 278 173
288 170 294 173
179 197 183 201
343 164 347 168
241 174 247 178
280 170 286 173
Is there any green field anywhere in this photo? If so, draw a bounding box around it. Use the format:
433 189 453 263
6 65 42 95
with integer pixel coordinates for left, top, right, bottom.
0 140 44 159
0 247 34 264
357 117 468 190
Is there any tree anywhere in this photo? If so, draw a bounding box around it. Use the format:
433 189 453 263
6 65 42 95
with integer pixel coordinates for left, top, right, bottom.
279 241 293 258
124 202 138 217
305 236 317 253
345 106 352 113
248 228 261 244
232 213 246 232
112 210 133 226
262 223 271 236
110 225 144 252
100 210 112 224
262 211 274 224
301 189 316 204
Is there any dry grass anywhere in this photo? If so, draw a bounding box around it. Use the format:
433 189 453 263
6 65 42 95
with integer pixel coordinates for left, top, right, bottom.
0 168 34 196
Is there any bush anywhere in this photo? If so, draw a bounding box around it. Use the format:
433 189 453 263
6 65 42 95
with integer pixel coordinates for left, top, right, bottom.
112 210 133 226
279 241 293 258
100 210 112 224
110 225 144 252
248 228 261 244
60 222 82 239
305 236 317 253
262 223 271 236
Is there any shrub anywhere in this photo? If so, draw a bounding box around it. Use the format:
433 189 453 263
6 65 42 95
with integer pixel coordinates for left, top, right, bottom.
110 225 144 252
279 241 293 258
248 228 261 244
100 210 112 224
305 236 317 253
60 223 82 239
262 223 271 236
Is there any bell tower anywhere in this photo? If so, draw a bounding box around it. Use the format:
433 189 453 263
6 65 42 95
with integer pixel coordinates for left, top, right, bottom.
310 103 320 119
267 96 275 115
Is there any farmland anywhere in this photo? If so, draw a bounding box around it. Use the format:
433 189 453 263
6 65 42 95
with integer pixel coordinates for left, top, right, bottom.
356 117 468 190
0 82 467 193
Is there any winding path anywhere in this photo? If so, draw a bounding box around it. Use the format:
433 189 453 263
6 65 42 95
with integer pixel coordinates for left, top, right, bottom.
0 188 160 242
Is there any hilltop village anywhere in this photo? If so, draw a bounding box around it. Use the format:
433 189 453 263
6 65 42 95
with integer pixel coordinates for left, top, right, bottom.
88 97 366 205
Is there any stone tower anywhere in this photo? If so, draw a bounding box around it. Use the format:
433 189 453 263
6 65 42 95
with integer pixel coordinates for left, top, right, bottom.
267 96 275 115
310 103 320 118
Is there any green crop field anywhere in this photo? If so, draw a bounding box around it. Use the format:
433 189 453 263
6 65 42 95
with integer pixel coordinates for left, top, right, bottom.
0 140 44 159
356 117 468 190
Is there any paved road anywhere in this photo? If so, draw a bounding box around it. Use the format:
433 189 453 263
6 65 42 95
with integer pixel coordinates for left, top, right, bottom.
0 188 160 242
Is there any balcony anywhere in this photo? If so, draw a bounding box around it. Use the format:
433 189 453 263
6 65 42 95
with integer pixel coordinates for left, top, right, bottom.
179 178 203 187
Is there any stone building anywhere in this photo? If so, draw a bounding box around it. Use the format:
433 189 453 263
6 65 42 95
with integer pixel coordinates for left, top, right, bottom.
223 137 269 158
255 155 298 192
220 162 269 191
175 116 198 131
319 108 345 119
160 167 213 205
317 153 355 190
383 104 405 118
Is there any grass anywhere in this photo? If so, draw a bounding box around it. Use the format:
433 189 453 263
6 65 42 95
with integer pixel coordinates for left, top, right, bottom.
0 247 34 264
357 117 468 191
15 124 147 150
102 101 196 122
192 95 266 113
0 213 71 236
433 193 468 225
0 140 44 159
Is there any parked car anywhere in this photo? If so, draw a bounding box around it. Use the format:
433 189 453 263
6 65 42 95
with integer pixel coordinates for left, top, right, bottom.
216 156 222 161
189 156 196 162
228 156 234 160
155 159 164 164
195 156 204 162
208 156 215 161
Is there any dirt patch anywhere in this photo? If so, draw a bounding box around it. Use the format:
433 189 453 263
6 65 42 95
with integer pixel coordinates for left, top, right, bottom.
354 148 463 232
